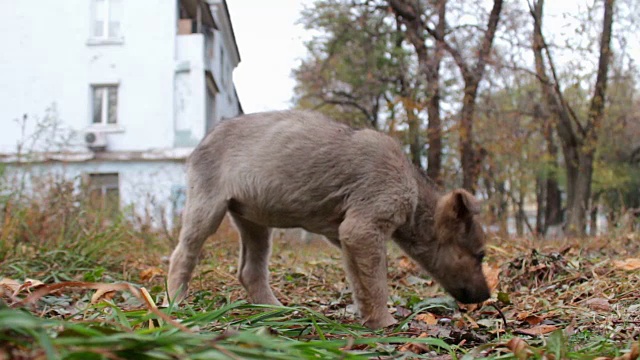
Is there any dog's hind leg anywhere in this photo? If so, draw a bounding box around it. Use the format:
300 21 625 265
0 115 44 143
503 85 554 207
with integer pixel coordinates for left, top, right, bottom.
167 193 228 303
230 212 281 306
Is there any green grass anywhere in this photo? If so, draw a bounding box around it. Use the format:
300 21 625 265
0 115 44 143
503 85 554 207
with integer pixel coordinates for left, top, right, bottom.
1 299 455 359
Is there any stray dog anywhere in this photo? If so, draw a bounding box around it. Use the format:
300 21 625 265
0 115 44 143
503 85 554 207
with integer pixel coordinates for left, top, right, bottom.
167 110 490 329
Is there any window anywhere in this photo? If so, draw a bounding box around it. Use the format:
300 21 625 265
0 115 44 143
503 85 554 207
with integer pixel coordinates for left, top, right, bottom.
92 0 123 39
92 85 118 125
219 47 225 87
87 173 120 214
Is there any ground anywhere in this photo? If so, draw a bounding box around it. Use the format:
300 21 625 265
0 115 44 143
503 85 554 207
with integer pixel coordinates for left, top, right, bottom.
1 216 639 359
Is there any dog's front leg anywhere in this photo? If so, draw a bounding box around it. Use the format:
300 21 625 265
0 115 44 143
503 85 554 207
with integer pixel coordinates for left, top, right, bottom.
339 216 397 329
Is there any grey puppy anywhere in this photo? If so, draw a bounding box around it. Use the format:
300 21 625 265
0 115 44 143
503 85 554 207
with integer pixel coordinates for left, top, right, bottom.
167 110 490 329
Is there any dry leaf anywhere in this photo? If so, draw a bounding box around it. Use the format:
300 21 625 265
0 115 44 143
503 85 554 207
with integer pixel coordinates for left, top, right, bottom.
514 324 559 336
613 342 639 360
483 263 501 294
518 314 544 326
91 284 123 304
528 264 548 272
0 278 21 294
415 312 438 325
459 302 479 312
140 287 158 329
613 259 640 271
464 314 479 329
398 256 418 272
398 333 430 354
140 267 164 282
18 278 46 294
585 298 611 312
14 281 192 333
506 337 532 360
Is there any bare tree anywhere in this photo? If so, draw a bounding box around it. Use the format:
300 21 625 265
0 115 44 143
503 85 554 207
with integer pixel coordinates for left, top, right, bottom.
388 0 446 184
389 0 504 192
530 0 615 235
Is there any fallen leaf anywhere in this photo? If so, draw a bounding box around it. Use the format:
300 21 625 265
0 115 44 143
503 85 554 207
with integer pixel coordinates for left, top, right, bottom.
465 314 479 329
613 342 639 360
585 297 611 312
506 337 532 360
398 256 418 272
516 313 545 325
18 278 46 294
514 324 559 336
613 259 640 271
140 267 164 282
398 333 431 354
528 264 548 272
91 285 120 304
415 312 438 325
14 281 192 333
0 278 21 294
483 263 501 294
458 302 479 312
140 287 158 329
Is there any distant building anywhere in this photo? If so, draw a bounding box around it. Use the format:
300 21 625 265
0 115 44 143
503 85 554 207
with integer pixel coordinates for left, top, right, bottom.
0 0 242 226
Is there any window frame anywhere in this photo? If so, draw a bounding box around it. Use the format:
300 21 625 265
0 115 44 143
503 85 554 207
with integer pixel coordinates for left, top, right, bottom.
90 0 123 43
91 84 119 126
86 172 120 213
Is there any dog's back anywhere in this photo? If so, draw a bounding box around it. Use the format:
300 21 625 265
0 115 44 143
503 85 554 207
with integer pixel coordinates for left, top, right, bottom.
187 110 416 235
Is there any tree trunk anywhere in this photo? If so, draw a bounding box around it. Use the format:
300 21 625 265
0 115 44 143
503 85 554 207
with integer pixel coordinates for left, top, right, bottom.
388 0 503 192
565 152 594 235
515 201 524 237
460 84 480 192
404 99 422 167
458 0 504 193
544 118 563 230
496 179 508 236
425 0 445 186
589 193 600 236
530 0 614 236
388 0 445 180
535 175 545 235
565 0 613 236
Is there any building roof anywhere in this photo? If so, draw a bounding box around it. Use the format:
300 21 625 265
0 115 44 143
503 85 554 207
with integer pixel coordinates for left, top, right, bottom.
208 0 241 63
221 0 241 62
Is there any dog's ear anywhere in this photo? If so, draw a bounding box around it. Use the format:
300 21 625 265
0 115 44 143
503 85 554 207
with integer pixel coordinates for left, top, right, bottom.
435 189 480 227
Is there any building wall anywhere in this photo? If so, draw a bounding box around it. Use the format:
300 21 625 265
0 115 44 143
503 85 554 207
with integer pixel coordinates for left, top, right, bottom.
175 33 207 147
2 161 187 228
0 1 242 229
210 1 242 121
0 0 177 153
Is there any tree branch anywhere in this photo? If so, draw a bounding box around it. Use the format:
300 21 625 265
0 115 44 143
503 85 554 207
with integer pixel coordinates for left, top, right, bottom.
528 0 586 138
387 0 473 81
472 0 504 81
584 0 614 138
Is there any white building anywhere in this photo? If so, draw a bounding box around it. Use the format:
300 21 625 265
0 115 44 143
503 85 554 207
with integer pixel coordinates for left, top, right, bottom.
0 0 242 226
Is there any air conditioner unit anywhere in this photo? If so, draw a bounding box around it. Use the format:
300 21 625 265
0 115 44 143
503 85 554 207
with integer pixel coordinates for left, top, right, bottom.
85 131 108 151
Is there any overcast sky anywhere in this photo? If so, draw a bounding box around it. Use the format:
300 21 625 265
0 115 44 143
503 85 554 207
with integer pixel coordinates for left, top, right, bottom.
227 1 639 115
227 0 313 113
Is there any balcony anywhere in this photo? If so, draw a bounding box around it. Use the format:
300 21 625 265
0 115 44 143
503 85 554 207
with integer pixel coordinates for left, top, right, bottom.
176 19 215 73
